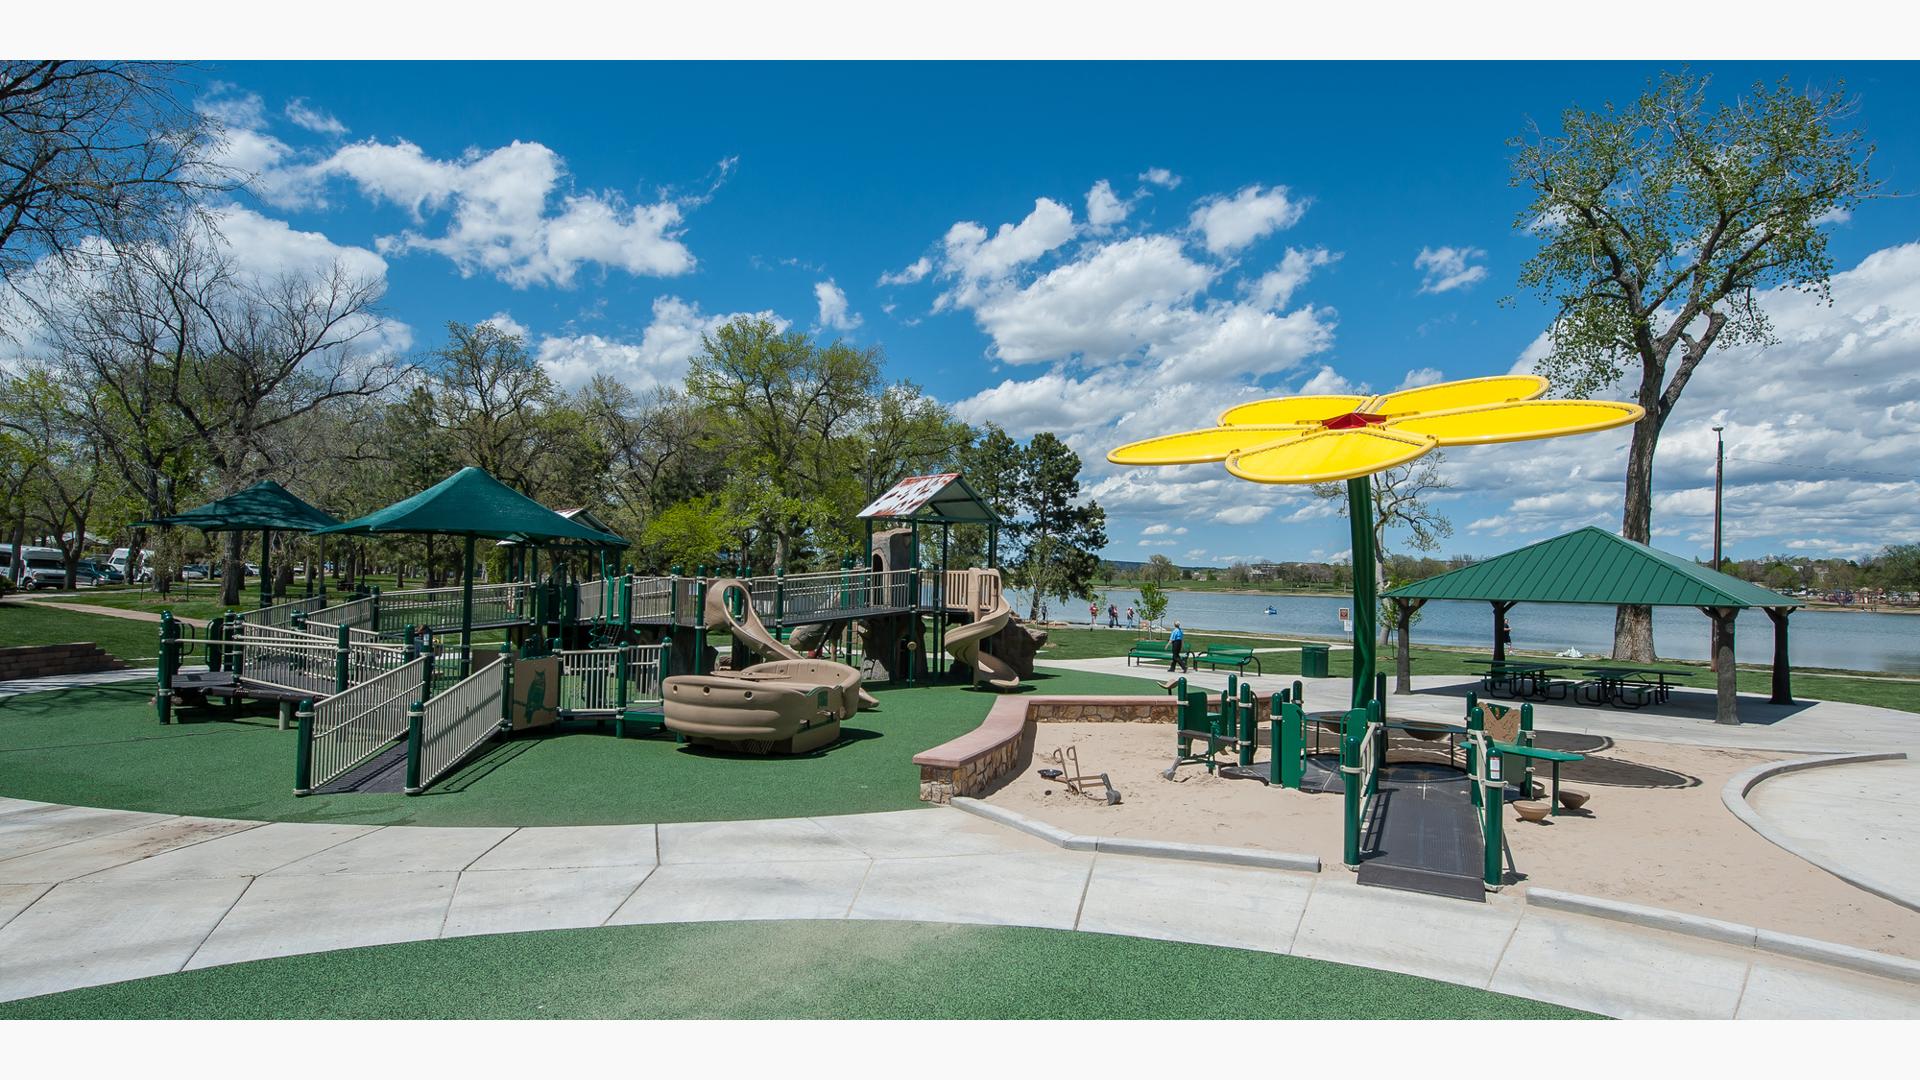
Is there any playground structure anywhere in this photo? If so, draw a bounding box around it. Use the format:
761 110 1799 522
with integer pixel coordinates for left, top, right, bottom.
1110 373 1641 900
149 468 1041 790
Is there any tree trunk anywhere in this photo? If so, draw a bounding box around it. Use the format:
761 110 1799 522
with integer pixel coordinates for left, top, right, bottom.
221 530 243 607
1613 408 1662 661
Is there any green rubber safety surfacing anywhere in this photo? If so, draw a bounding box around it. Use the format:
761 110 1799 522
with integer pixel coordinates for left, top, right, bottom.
0 920 1599 1020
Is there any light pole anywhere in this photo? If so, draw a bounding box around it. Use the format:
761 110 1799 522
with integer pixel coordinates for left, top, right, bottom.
1712 426 1726 571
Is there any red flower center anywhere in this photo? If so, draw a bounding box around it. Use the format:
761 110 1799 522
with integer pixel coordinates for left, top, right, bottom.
1320 411 1387 430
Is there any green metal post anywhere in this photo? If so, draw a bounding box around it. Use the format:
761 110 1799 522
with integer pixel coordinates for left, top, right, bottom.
498 640 514 730
1519 701 1537 795
207 614 225 674
459 535 477 679
774 568 786 634
1346 477 1377 711
293 698 314 795
370 585 382 633
334 622 350 693
692 567 708 676
1277 701 1305 789
403 703 424 795
664 565 680 673
1340 706 1366 869
906 526 920 685
1465 704 1485 808
421 637 437 703
260 527 274 610
1481 738 1504 889
1238 682 1256 766
155 612 176 725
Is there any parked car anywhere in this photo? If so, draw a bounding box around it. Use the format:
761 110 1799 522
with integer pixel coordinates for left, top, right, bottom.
180 564 211 580
1 547 72 590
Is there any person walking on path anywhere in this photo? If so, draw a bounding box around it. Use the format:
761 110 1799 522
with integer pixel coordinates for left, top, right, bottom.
1107 603 1119 628
1089 601 1098 626
1167 622 1187 672
1125 605 1136 628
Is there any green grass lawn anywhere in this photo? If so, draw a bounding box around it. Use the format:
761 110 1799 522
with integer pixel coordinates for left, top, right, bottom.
0 919 1593 1020
0 604 169 665
0 667 1164 826
1038 626 1310 660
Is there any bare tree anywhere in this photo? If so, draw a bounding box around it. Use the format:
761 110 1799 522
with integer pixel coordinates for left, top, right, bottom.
0 61 231 299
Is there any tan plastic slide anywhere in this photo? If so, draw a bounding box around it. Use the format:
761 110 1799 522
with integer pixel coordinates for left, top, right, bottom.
944 571 1021 690
704 578 879 710
663 658 864 754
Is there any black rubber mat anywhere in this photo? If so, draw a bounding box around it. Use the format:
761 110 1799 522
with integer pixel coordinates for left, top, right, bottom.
312 741 409 794
1354 762 1486 903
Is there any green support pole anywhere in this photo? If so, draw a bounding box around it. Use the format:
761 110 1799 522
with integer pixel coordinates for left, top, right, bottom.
1277 701 1305 789
334 622 351 693
1340 706 1366 869
1465 704 1484 807
207 614 224 674
370 585 381 633
774 568 786 635
1481 737 1504 889
1346 477 1377 711
459 534 477 679
155 612 176 725
907 525 920 685
1519 701 1536 794
498 640 514 730
665 565 680 672
293 698 314 795
1238 682 1256 766
403 703 424 795
692 567 708 676
260 528 273 609
421 635 437 703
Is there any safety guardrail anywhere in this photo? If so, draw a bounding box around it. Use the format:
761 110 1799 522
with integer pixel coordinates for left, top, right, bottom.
294 654 428 794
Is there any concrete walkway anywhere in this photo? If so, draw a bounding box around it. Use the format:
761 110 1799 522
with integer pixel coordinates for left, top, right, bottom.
1 796 1916 1018
1039 660 1920 754
1 597 206 628
1745 758 1920 910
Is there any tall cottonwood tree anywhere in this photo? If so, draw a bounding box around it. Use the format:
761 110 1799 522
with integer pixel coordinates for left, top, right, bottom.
1513 70 1880 660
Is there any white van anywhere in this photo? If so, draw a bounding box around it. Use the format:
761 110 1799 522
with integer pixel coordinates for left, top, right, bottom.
110 547 155 582
1 546 72 590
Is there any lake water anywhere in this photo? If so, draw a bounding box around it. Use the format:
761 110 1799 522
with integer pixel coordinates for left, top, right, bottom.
1011 589 1920 674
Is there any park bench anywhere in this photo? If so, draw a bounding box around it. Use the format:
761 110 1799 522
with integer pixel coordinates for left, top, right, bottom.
1196 643 1261 675
1126 639 1176 666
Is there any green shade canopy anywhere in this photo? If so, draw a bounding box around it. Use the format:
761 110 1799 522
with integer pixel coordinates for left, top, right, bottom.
317 467 626 547
1384 527 1802 609
136 480 341 534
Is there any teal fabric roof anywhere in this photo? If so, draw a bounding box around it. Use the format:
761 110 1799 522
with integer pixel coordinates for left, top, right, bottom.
318 467 626 547
1384 527 1803 610
136 480 340 533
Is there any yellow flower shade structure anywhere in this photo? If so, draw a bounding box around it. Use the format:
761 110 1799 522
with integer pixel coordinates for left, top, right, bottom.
1107 374 1643 484
1107 373 1643 709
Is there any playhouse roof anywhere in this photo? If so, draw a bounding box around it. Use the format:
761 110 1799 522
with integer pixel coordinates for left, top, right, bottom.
856 473 1002 525
1384 526 1803 610
318 467 626 547
136 480 340 534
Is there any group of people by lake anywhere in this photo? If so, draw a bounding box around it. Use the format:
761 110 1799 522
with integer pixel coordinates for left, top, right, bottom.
1091 601 1141 629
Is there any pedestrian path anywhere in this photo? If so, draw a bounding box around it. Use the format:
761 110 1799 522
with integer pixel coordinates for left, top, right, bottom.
0 598 203 627
0 796 1914 1018
1744 758 1920 911
0 669 159 700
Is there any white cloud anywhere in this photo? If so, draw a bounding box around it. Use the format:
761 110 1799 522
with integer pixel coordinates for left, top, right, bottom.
536 296 786 393
1086 180 1130 229
284 98 347 136
482 312 529 339
1141 524 1188 536
1214 505 1276 525
1396 367 1445 390
1189 185 1306 256
1250 247 1336 309
814 279 861 331
877 257 931 286
1415 246 1489 294
940 198 1077 291
1296 366 1359 396
1138 539 1177 547
1139 167 1182 189
207 100 702 289
1812 207 1853 227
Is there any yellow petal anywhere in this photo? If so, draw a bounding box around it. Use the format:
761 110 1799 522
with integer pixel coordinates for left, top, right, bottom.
1387 399 1645 445
1218 395 1370 427
1226 428 1436 484
1370 374 1548 418
1107 425 1308 465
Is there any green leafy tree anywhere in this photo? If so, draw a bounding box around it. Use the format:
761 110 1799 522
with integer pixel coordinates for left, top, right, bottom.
1136 580 1170 630
1006 432 1108 620
1512 70 1881 659
1140 553 1177 584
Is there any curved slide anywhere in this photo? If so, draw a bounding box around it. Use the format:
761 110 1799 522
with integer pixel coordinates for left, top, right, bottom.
706 579 878 710
944 598 1021 690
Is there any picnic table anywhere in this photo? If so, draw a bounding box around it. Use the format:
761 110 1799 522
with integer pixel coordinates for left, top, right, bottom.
1492 741 1585 814
1576 666 1694 708
1473 660 1554 699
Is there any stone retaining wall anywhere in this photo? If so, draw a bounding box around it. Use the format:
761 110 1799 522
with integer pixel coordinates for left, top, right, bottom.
0 643 128 680
914 691 1284 803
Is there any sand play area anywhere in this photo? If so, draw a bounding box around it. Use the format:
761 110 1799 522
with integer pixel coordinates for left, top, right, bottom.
986 720 1920 958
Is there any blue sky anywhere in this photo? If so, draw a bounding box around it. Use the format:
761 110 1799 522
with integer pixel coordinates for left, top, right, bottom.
188 61 1920 566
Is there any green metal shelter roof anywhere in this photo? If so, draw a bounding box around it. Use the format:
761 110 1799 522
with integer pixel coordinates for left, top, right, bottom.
136 480 340 534
317 467 626 547
1383 526 1803 610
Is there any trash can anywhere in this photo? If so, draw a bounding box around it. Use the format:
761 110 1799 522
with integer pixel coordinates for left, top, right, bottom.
1300 643 1330 678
